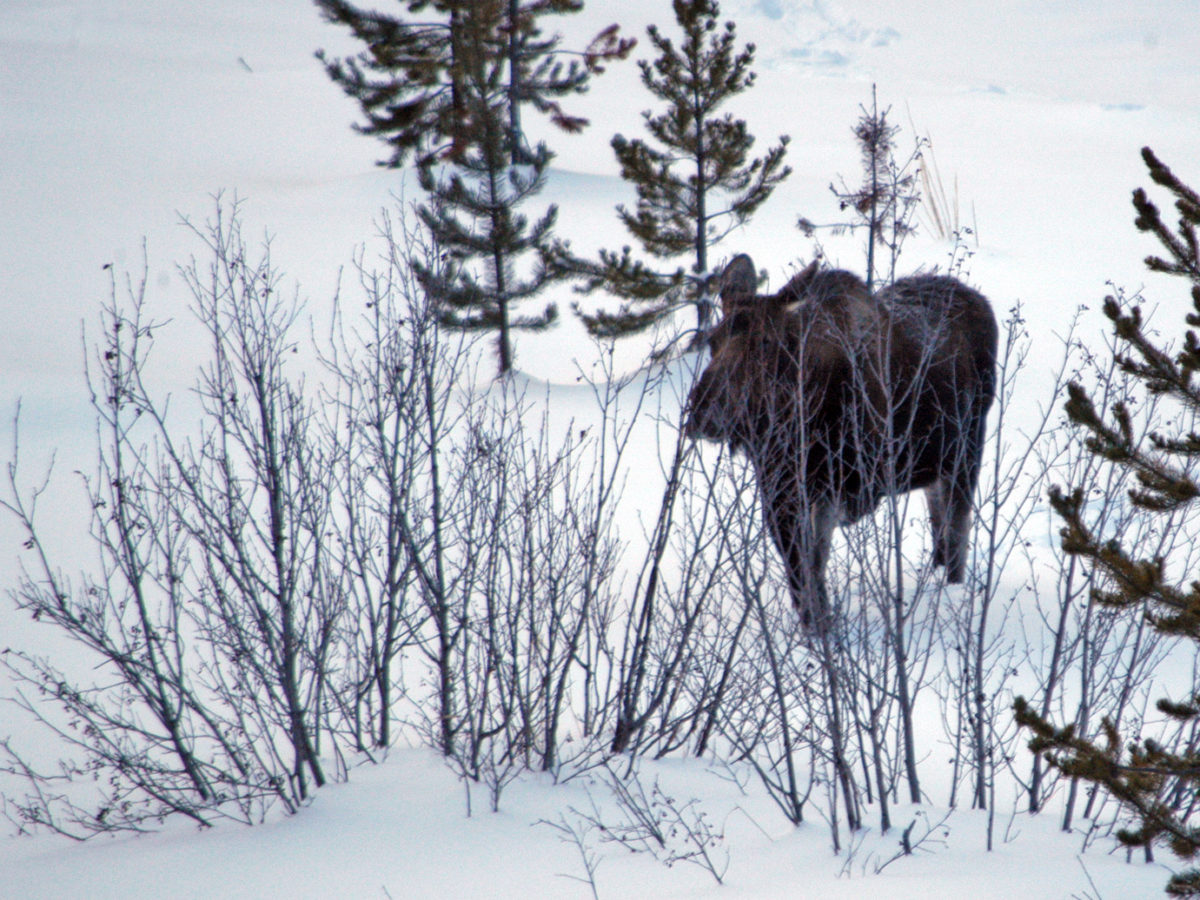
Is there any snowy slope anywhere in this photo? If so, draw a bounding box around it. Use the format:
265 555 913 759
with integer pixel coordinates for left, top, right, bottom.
1 1 1198 897
0 748 1172 899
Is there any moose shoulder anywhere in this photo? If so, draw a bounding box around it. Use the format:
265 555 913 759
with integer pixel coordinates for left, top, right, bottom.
685 254 998 629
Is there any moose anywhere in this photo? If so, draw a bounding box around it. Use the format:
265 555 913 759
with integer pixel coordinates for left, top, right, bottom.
685 254 998 628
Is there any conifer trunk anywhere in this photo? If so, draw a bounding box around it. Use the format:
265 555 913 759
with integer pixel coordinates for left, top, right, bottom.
693 77 710 333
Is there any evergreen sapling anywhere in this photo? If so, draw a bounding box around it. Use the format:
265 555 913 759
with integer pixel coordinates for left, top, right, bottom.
1014 148 1200 897
569 0 790 345
316 0 632 374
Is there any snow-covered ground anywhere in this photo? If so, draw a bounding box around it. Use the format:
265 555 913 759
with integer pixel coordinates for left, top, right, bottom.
2 1 1198 896
0 748 1171 899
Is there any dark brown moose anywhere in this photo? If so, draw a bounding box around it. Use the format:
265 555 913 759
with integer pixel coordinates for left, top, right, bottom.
685 254 998 629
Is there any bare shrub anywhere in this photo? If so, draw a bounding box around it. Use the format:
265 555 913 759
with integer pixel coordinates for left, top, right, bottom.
1 199 337 834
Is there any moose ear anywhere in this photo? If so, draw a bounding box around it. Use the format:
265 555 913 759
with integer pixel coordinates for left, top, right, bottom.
779 260 819 313
720 254 758 314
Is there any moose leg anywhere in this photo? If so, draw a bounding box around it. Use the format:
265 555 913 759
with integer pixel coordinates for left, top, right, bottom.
943 409 989 583
926 480 948 570
927 472 974 583
943 429 986 583
799 500 838 628
937 475 972 583
762 488 836 630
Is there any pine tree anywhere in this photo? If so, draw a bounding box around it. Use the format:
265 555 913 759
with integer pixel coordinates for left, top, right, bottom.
803 86 921 293
314 0 463 167
1014 148 1200 897
413 85 557 372
572 0 790 342
315 0 631 168
315 0 632 374
415 3 555 374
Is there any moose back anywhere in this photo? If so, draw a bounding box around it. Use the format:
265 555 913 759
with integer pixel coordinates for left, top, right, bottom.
685 254 998 628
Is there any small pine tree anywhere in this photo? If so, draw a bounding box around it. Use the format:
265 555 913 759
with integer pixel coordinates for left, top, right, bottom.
798 86 921 293
413 3 558 374
316 0 632 374
1014 147 1200 897
572 0 790 342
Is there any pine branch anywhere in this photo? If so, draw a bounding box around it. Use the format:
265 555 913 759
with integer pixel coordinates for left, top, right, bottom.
1022 150 1200 895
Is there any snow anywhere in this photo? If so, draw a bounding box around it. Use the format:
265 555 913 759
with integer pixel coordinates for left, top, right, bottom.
0 747 1171 899
1 0 1197 897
